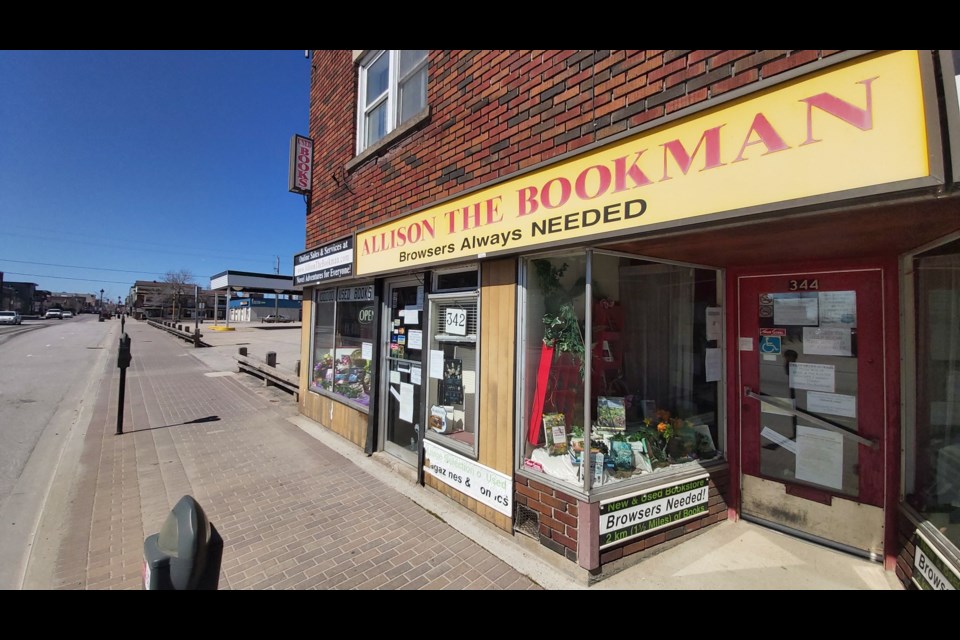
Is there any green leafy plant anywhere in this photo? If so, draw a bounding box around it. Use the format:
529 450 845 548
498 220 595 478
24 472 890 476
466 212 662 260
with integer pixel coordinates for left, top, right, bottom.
534 259 586 379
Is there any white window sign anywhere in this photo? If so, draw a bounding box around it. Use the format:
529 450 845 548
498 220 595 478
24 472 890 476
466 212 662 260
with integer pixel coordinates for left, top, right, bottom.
705 306 722 341
818 291 856 327
408 329 423 350
789 362 835 393
803 327 852 356
774 296 819 325
399 382 414 423
761 426 798 454
806 391 857 418
795 425 844 491
423 440 512 516
445 307 467 336
429 350 445 379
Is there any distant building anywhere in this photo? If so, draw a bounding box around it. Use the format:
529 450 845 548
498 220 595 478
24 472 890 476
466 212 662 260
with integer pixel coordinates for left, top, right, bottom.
129 280 225 321
47 291 97 314
1 281 40 314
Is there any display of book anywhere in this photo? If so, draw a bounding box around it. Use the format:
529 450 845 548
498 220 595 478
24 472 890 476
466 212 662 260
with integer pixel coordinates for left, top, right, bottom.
597 396 626 431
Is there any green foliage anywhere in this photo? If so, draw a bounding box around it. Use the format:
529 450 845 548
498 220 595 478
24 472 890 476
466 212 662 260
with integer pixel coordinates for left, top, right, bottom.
533 259 585 379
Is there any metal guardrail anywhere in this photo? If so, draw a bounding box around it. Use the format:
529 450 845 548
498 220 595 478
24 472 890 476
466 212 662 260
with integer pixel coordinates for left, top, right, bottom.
235 349 300 400
146 319 209 347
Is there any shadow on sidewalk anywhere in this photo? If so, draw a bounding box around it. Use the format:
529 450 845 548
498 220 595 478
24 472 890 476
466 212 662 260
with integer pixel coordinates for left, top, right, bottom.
132 415 222 433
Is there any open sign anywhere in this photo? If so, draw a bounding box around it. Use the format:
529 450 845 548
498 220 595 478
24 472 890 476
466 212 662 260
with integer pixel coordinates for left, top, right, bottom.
358 307 374 324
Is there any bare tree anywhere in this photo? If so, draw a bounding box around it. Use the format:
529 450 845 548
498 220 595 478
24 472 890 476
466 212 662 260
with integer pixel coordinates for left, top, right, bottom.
162 269 195 321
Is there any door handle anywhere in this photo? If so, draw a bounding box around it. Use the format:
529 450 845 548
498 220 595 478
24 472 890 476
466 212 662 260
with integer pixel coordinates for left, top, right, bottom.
743 387 878 449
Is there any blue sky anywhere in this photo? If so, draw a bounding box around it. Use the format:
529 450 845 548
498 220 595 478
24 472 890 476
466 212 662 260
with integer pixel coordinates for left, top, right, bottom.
0 50 311 305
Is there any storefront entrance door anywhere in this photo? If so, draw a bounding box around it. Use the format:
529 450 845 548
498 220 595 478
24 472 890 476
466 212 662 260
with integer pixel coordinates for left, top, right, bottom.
737 268 886 557
379 278 425 466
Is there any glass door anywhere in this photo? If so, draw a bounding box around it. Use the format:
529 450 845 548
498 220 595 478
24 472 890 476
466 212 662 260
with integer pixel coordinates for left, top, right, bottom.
738 268 886 556
379 278 425 465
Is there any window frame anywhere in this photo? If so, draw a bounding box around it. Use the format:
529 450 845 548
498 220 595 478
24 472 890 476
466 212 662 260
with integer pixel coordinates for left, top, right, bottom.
308 284 376 413
515 247 727 501
356 49 428 155
902 230 960 547
423 289 482 460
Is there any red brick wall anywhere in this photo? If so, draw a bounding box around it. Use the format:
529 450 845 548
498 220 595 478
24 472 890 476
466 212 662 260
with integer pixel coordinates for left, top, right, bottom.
306 50 844 250
515 475 579 562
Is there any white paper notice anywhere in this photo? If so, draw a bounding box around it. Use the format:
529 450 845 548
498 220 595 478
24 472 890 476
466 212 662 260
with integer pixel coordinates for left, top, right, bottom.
774 297 819 326
705 348 721 382
411 366 421 385
408 329 423 350
806 391 857 418
706 307 722 341
818 291 856 327
803 327 852 356
761 396 795 417
361 342 373 360
789 362 835 392
761 426 798 454
400 382 414 423
429 350 444 379
739 337 753 351
462 370 476 394
390 370 401 384
404 307 419 325
795 425 844 490
390 386 401 401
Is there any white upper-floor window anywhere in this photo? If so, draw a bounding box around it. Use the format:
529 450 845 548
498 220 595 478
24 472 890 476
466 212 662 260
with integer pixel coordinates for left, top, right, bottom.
357 50 428 154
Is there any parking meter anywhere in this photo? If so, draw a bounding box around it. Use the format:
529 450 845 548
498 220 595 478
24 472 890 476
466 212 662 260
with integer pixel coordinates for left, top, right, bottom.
118 333 132 369
116 333 132 435
143 495 223 590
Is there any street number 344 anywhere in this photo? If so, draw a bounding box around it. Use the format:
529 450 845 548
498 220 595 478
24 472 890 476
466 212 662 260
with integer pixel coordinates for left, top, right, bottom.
788 279 818 291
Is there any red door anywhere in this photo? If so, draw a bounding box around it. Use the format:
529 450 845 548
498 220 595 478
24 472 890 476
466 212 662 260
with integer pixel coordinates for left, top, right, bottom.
737 268 886 556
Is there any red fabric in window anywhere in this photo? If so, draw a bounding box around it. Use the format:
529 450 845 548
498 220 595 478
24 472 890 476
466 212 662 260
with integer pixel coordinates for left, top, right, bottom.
527 343 555 446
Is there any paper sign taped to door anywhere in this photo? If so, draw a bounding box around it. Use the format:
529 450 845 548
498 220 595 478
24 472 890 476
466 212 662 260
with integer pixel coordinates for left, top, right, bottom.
803 327 852 357
761 426 798 454
795 425 844 491
789 362 835 393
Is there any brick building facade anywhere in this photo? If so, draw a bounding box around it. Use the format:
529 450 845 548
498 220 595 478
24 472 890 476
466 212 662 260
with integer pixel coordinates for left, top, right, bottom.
296 50 960 587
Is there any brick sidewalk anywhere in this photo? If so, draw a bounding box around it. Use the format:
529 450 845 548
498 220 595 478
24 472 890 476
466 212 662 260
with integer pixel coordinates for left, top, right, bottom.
44 321 540 590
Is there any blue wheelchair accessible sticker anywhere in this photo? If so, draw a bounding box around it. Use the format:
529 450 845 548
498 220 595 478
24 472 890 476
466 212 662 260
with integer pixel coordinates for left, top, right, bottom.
759 335 781 354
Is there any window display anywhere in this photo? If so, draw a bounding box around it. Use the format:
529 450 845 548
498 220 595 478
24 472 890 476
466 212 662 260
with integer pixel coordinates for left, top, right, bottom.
908 238 960 548
521 251 722 492
310 285 376 408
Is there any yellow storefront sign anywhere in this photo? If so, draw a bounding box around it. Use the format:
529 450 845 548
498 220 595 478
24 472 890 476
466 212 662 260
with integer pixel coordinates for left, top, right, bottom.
357 50 930 276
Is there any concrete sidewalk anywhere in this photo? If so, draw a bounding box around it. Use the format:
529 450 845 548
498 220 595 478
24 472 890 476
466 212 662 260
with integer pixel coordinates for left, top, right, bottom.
23 319 902 590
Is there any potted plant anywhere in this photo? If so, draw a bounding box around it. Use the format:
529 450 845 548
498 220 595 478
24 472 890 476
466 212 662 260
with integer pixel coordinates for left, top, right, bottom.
526 259 586 447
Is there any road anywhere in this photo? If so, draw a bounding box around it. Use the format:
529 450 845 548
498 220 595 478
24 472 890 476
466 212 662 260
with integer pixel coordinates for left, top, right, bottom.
0 314 116 588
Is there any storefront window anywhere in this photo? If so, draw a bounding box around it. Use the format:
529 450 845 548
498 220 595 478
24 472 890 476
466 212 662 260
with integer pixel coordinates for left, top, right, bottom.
520 251 721 493
310 285 376 408
908 239 960 548
425 291 480 458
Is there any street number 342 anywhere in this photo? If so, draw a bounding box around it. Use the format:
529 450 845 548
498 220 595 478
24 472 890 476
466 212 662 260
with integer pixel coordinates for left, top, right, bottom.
788 279 818 291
